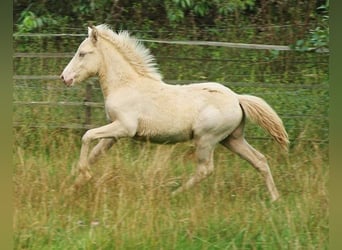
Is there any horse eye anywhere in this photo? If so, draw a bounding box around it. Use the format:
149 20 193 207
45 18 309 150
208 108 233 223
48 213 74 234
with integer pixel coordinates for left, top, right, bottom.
79 52 86 58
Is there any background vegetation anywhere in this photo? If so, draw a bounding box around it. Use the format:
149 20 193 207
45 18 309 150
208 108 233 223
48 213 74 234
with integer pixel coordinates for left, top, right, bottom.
13 0 329 249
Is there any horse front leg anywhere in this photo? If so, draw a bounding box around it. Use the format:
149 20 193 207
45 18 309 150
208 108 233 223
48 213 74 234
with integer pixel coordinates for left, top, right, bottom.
73 121 134 189
72 132 97 188
88 138 116 165
77 140 92 178
72 138 115 176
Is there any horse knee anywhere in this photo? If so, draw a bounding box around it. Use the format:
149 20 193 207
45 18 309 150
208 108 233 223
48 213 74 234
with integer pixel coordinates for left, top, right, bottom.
82 131 92 144
196 163 214 180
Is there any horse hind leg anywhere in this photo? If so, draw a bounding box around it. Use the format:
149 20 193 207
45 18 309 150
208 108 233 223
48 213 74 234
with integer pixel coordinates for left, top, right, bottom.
172 140 215 196
221 135 280 201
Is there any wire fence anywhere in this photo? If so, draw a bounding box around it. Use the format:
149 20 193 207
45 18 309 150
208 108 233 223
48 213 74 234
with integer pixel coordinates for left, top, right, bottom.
13 34 329 145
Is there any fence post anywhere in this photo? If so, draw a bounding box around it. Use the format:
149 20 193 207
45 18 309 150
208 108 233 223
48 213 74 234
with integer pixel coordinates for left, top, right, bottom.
84 82 92 128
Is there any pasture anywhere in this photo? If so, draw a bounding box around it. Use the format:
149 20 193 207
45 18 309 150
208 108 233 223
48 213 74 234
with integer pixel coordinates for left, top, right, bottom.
13 31 328 249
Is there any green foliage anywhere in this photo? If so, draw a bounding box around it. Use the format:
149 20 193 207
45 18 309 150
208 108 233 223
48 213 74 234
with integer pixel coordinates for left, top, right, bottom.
165 0 256 25
13 0 323 41
293 2 329 52
16 9 57 33
214 0 256 15
14 2 73 34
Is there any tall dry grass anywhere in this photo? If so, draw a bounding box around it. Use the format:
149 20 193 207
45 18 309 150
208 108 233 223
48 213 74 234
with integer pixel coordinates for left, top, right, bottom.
13 129 328 249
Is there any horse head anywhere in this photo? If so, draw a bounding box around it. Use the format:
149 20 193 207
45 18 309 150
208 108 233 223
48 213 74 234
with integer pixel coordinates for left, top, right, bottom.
60 26 102 86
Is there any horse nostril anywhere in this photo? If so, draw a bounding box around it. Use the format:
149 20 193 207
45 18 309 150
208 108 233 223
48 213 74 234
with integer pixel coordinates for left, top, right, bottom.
60 74 64 80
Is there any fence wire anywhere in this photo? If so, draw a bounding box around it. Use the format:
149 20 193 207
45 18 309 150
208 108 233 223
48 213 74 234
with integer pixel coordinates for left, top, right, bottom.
13 34 329 145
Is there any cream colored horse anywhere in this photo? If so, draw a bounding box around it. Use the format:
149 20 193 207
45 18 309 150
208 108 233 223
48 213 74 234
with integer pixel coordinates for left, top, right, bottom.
61 24 288 201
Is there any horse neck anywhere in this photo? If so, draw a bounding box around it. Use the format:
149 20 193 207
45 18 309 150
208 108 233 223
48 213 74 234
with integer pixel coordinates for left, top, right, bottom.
97 41 141 98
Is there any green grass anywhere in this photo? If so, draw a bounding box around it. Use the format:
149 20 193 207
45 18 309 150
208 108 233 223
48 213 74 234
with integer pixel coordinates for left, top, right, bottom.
13 17 328 249
13 130 328 249
13 33 328 250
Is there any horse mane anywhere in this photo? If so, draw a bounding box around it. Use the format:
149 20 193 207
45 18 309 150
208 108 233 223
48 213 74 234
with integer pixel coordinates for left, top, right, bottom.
94 24 162 81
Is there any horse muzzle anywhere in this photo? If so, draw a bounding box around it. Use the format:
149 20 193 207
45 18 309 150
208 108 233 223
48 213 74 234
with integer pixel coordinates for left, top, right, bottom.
60 73 75 86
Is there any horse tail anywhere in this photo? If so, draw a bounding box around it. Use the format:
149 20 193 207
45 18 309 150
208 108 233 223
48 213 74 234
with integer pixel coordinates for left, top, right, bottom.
237 94 289 150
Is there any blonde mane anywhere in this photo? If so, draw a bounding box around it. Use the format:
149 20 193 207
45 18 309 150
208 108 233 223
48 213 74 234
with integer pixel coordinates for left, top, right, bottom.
95 24 162 81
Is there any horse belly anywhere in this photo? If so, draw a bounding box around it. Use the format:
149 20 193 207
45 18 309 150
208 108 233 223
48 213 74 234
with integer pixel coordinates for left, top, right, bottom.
133 131 192 144
134 116 194 144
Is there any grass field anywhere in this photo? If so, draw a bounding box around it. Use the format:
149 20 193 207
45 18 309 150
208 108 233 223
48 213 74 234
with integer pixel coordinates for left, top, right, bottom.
13 27 328 249
13 129 328 249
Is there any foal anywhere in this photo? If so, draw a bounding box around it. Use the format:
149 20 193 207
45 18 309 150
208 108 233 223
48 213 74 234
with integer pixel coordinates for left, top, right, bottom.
61 24 288 201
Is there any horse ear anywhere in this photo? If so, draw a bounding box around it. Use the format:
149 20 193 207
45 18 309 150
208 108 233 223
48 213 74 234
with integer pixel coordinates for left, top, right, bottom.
88 26 98 44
